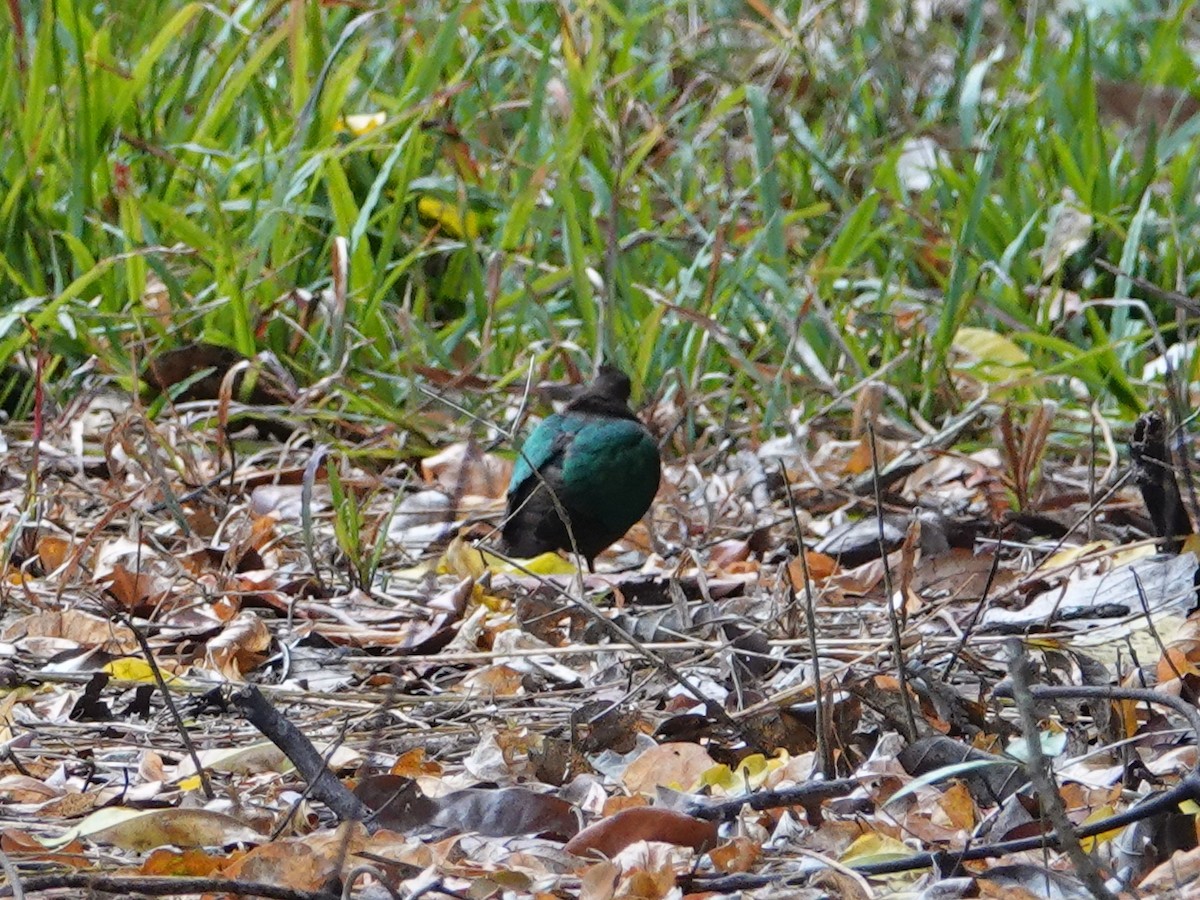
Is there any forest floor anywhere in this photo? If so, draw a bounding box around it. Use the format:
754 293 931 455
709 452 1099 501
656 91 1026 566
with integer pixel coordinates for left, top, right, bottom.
1 367 1197 900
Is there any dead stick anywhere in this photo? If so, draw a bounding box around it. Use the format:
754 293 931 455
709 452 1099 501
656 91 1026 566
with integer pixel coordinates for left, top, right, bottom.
231 685 374 825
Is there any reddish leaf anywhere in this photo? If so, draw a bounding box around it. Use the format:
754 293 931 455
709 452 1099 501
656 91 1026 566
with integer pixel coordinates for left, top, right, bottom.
565 807 718 858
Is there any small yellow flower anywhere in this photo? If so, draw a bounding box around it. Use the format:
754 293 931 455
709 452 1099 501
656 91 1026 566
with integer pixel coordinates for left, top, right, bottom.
338 112 386 136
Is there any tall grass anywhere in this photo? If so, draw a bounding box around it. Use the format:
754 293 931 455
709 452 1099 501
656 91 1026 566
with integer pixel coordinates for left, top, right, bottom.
2 0 1199 439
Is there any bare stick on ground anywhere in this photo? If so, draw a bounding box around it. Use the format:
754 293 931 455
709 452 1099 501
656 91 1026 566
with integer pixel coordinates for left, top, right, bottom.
231 685 374 826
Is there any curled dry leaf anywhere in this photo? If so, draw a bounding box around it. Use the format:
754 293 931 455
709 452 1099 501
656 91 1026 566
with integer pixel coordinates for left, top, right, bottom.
0 774 62 804
3 610 138 656
390 748 444 778
203 611 272 681
35 535 72 573
786 550 838 586
1157 616 1200 692
220 822 369 891
0 829 90 868
102 563 169 615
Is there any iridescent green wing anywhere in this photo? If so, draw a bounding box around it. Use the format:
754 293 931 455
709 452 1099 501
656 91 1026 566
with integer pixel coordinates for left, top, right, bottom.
508 414 582 496
559 419 660 530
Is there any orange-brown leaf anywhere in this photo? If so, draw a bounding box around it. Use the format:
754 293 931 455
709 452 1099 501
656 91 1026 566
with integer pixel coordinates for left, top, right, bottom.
565 807 718 858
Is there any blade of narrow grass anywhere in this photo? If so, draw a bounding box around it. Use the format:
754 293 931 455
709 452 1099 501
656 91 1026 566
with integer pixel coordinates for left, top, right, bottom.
1110 188 1152 353
925 120 1002 414
747 84 784 267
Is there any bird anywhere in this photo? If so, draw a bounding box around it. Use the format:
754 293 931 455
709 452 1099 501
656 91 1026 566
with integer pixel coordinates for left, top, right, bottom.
503 366 661 570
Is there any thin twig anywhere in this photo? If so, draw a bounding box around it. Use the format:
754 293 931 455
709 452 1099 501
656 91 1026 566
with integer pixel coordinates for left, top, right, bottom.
867 423 917 742
781 465 833 777
1004 640 1115 900
231 685 374 826
120 531 214 800
0 846 24 900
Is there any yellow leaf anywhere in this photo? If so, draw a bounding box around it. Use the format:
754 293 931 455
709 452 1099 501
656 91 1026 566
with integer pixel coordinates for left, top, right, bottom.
1182 534 1200 559
952 326 1033 382
699 752 787 792
475 590 509 612
843 437 872 476
1079 804 1120 851
699 763 736 790
418 196 480 239
438 536 578 578
839 831 913 867
177 775 205 793
438 536 490 579
1112 542 1157 567
1041 541 1111 571
516 552 578 576
103 657 175 684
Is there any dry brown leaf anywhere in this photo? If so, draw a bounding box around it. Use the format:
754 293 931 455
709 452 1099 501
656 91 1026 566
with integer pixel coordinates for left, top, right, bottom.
936 781 978 832
709 835 761 873
219 839 330 890
391 749 443 778
102 562 169 615
564 807 718 858
462 663 525 696
621 742 716 795
1141 844 1200 894
708 539 750 568
843 438 872 476
1 828 90 867
0 775 61 803
422 441 512 499
3 610 137 653
580 860 621 900
357 776 578 840
36 535 71 572
787 550 838 586
75 807 264 851
615 859 677 900
139 847 227 877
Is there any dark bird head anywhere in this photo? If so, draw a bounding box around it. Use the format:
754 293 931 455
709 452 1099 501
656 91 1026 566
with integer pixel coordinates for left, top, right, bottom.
567 365 636 419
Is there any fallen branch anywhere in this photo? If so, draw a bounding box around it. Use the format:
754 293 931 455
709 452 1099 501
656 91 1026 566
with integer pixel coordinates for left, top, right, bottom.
230 685 374 826
685 778 859 822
